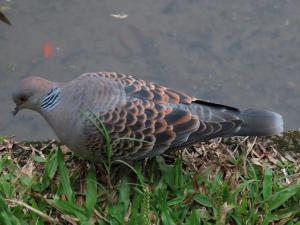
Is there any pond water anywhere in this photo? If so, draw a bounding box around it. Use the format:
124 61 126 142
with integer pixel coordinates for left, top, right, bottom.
0 0 299 140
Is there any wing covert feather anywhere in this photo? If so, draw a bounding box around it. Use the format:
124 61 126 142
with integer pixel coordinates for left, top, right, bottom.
79 72 243 160
82 98 200 160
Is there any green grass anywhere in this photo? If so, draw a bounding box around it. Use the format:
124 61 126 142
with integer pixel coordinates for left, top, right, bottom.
0 132 300 224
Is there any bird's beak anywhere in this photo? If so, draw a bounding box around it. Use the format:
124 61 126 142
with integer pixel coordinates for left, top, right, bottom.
12 106 19 116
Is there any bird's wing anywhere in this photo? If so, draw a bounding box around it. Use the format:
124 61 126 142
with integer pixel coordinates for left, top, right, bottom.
82 96 200 160
79 72 241 159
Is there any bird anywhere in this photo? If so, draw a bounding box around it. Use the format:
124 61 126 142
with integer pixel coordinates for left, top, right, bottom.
12 72 283 161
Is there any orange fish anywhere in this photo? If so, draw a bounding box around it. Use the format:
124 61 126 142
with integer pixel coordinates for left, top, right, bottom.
42 42 54 58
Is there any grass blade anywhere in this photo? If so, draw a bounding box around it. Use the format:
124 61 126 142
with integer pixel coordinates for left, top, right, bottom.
268 183 299 211
114 159 144 186
263 168 272 200
57 148 74 203
85 165 97 215
0 195 19 225
45 150 58 179
50 199 88 222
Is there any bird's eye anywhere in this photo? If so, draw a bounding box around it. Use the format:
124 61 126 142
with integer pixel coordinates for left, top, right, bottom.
19 95 28 102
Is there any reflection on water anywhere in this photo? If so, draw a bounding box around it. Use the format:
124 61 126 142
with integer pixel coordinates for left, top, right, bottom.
0 0 299 140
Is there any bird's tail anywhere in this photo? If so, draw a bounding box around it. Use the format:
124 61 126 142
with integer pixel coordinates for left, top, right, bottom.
234 109 284 136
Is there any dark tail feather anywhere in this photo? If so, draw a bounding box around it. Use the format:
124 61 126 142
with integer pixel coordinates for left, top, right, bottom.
235 109 284 136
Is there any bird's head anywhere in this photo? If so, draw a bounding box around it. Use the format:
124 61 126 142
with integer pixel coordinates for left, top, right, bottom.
12 76 55 115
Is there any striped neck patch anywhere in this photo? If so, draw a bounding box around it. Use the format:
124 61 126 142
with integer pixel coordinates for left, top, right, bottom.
40 87 61 112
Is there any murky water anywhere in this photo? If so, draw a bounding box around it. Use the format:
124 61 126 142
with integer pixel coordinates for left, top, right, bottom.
0 0 299 140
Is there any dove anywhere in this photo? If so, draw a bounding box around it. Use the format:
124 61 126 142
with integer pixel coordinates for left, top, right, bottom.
12 72 283 161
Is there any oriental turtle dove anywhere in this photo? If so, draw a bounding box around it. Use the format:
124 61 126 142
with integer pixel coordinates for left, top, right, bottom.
12 72 283 161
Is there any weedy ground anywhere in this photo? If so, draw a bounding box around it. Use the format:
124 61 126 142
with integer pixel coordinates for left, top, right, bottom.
0 132 300 225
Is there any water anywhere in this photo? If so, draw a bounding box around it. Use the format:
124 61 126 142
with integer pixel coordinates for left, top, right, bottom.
0 0 299 140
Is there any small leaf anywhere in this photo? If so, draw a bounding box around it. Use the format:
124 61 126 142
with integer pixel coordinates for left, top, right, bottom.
0 181 12 198
44 151 58 179
32 155 46 163
167 195 185 206
20 175 33 187
193 194 213 208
